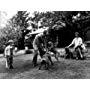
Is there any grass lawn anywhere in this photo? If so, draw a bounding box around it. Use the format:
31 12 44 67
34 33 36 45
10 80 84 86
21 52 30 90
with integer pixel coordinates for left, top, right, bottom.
0 52 90 79
0 48 90 79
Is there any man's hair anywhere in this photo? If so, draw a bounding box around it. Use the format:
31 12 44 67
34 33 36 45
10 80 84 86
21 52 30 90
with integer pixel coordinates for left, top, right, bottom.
75 32 79 35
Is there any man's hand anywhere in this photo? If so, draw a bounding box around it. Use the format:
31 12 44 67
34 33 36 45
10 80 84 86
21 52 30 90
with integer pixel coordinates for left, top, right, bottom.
65 46 69 48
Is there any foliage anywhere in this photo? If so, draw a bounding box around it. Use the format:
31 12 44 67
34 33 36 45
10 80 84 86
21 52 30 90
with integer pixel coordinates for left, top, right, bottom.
0 11 90 53
31 11 90 47
10 11 31 49
0 19 22 53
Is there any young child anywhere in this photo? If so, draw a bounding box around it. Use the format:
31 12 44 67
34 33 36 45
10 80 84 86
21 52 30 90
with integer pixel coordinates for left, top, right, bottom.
47 41 59 61
4 40 14 69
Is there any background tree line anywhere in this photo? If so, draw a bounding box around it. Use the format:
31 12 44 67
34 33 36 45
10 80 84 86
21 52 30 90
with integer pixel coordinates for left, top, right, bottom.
0 11 90 53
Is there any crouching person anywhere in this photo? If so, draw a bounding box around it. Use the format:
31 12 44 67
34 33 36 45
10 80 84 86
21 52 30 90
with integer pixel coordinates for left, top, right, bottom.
4 40 14 69
32 32 46 67
32 30 54 67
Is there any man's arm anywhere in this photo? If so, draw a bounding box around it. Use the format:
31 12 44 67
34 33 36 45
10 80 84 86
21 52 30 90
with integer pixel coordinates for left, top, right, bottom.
67 39 75 48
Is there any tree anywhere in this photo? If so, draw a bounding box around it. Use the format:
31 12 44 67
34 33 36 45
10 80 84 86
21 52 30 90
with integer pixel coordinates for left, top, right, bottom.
11 11 31 49
0 19 22 53
38 11 90 46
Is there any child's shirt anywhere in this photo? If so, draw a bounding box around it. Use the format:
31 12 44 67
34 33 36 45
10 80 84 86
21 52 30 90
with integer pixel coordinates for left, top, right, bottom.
4 45 14 57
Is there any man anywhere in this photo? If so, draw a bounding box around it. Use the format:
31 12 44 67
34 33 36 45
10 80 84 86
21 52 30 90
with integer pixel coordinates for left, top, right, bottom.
67 32 86 59
32 30 53 67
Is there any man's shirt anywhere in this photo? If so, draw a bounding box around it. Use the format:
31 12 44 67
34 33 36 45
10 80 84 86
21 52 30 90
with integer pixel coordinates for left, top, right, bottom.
70 37 83 48
33 33 43 47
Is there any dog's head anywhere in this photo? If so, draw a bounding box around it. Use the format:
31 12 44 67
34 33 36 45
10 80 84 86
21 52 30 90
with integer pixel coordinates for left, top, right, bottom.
65 47 70 53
